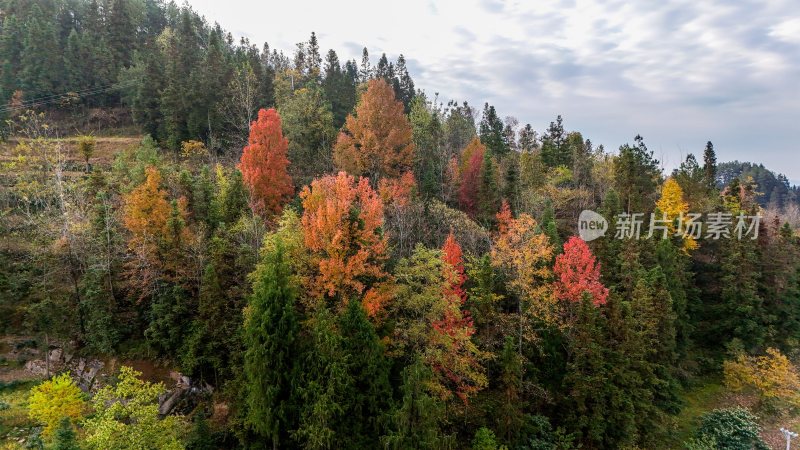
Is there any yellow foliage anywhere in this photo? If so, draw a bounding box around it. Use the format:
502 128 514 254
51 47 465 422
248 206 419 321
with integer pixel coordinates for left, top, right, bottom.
180 140 207 159
656 177 697 251
724 347 800 409
27 373 85 436
491 211 556 328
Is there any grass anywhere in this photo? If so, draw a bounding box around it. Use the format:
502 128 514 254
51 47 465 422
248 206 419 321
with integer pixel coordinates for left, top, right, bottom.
0 379 41 449
667 377 726 448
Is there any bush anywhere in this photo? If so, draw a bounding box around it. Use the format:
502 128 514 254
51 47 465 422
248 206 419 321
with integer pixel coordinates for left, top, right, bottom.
473 427 499 450
27 373 85 436
724 347 800 412
694 407 768 450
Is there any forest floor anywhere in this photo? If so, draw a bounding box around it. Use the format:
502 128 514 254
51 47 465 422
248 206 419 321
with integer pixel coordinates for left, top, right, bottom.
0 135 142 167
0 334 181 449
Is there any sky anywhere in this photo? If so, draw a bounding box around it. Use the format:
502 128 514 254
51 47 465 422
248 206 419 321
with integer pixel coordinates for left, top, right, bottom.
185 0 800 183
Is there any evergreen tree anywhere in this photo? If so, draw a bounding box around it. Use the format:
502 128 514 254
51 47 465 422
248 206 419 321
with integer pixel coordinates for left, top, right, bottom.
409 95 444 200
19 4 61 98
295 306 349 450
477 148 500 225
518 124 537 152
52 417 80 450
382 359 452 449
479 103 508 157
322 49 356 128
395 54 415 111
614 135 660 214
703 141 717 189
244 240 300 449
540 115 569 167
497 336 525 445
105 0 136 72
359 47 371 82
337 299 393 448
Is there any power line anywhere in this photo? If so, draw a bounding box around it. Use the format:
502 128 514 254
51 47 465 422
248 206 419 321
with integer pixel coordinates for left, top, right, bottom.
0 80 137 114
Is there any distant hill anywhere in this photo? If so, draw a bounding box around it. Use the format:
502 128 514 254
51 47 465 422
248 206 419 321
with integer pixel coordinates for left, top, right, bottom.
717 161 799 209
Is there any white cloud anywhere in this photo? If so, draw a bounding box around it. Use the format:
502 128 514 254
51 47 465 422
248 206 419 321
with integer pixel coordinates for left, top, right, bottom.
186 0 800 179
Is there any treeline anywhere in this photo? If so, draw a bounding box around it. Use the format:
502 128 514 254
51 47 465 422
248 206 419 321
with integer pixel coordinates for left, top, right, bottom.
0 0 414 152
718 160 800 211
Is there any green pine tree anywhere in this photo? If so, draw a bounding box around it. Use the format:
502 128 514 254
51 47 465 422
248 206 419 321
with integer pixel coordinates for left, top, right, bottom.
244 239 300 449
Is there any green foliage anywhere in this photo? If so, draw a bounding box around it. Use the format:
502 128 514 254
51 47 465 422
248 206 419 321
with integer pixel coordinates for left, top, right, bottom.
278 85 336 187
83 366 187 450
472 427 499 450
52 417 80 450
614 135 660 214
336 298 393 448
693 408 769 450
243 239 300 448
382 359 452 449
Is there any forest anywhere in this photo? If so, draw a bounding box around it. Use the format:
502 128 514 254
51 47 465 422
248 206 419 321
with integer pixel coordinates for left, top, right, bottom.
2 1 800 449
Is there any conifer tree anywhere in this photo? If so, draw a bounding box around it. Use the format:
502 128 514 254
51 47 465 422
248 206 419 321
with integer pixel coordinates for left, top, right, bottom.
244 240 300 450
333 78 415 184
338 298 393 447
540 115 569 168
479 103 508 157
477 148 500 225
52 417 80 450
239 108 294 220
703 141 717 189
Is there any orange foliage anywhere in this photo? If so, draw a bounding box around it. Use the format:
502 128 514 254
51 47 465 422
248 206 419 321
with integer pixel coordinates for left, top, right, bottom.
123 166 171 241
333 78 415 182
458 137 485 218
122 166 192 298
239 108 293 220
378 171 417 207
300 171 390 316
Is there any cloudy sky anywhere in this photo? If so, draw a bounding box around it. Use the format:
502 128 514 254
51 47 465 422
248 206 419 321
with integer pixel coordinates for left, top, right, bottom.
186 0 800 182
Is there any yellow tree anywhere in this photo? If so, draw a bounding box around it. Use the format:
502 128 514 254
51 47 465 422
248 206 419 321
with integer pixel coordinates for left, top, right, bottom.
656 177 696 250
28 373 86 436
491 201 556 337
333 78 415 184
724 347 800 409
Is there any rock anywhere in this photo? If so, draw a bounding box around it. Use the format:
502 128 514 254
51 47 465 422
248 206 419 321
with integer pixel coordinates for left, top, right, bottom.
71 358 105 392
157 374 214 416
47 348 62 365
158 387 186 416
24 359 48 376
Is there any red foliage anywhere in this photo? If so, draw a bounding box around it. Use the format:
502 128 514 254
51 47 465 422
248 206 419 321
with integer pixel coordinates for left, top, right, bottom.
458 138 485 218
441 232 467 305
238 108 293 219
432 232 479 402
553 236 609 306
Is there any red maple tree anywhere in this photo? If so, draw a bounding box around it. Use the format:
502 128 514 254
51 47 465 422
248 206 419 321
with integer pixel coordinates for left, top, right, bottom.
553 236 609 306
238 108 293 219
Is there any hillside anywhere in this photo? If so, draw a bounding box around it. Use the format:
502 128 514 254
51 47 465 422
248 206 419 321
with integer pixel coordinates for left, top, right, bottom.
2 1 800 450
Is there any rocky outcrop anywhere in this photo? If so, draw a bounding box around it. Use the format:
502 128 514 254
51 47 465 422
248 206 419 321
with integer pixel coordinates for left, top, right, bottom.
158 372 214 416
